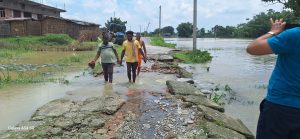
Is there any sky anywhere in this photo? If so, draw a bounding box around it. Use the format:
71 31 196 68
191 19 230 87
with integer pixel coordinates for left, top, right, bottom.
32 0 284 32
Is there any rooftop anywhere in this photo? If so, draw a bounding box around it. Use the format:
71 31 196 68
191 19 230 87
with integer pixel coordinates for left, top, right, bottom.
3 16 100 27
15 0 66 12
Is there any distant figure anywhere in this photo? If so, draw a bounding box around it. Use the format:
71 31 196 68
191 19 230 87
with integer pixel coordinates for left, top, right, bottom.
136 33 147 76
247 18 300 139
90 32 119 83
120 31 146 83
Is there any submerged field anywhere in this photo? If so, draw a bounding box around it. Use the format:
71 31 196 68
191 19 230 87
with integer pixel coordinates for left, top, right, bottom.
0 34 105 88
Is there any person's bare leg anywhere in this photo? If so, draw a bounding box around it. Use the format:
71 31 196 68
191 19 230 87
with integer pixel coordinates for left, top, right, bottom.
137 66 141 76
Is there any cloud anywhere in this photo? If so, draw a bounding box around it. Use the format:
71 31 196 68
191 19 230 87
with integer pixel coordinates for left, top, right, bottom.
35 0 284 32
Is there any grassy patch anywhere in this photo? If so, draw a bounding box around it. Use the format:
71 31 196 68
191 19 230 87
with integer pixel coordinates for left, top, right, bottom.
37 34 73 46
0 34 71 48
150 36 176 48
0 34 97 51
174 50 212 63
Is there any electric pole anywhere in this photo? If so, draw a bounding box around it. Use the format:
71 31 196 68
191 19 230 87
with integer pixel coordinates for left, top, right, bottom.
159 5 161 36
193 0 197 51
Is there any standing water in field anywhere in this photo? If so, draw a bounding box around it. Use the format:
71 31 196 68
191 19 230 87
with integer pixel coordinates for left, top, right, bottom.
0 59 176 132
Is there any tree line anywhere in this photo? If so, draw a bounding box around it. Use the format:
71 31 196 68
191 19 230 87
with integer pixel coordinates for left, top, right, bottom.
105 0 300 38
150 9 299 38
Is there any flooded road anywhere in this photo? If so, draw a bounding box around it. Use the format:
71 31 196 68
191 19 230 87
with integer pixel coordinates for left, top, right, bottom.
165 38 276 134
0 61 176 132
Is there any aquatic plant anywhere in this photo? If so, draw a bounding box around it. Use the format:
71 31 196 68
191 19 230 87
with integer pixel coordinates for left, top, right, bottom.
0 70 11 84
224 84 232 92
69 55 81 63
212 92 225 104
0 70 59 87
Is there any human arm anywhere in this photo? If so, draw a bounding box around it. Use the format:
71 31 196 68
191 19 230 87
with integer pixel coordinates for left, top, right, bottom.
142 41 147 58
139 48 147 63
88 50 100 69
247 18 286 55
93 50 101 62
112 47 120 63
119 42 126 65
120 50 125 65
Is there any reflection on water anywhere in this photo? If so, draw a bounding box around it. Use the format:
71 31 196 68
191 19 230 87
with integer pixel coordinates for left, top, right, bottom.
166 38 276 134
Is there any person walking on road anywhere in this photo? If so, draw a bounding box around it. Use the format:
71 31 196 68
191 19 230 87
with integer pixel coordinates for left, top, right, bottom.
136 33 147 76
90 32 119 83
120 31 146 83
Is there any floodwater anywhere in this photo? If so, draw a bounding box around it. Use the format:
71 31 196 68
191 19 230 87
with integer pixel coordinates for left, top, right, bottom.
0 61 176 132
165 38 276 134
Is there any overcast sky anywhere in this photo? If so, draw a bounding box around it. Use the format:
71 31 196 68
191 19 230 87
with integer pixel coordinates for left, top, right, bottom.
33 0 284 32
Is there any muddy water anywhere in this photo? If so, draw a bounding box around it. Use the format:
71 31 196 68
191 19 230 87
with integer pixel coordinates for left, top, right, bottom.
165 38 276 134
0 62 176 132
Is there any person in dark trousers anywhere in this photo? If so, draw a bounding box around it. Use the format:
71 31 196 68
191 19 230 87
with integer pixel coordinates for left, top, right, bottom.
91 32 119 83
120 31 146 83
247 18 300 139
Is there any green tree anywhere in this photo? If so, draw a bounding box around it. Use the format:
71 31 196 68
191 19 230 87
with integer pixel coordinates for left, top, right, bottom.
262 0 300 16
197 28 205 37
176 22 193 37
148 28 159 36
162 26 175 36
105 17 127 32
233 9 299 38
212 25 235 38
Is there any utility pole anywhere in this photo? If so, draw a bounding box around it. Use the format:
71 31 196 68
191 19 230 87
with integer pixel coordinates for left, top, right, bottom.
159 5 161 36
193 0 197 51
140 25 142 33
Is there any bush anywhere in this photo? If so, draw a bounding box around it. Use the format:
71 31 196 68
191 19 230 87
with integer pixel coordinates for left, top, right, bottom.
174 50 212 63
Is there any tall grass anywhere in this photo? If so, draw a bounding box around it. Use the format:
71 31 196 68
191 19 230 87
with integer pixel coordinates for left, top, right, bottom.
0 70 60 88
150 37 176 48
37 34 73 46
0 34 78 51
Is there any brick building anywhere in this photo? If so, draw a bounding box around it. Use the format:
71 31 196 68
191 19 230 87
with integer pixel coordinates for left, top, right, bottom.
0 0 65 20
0 0 100 41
